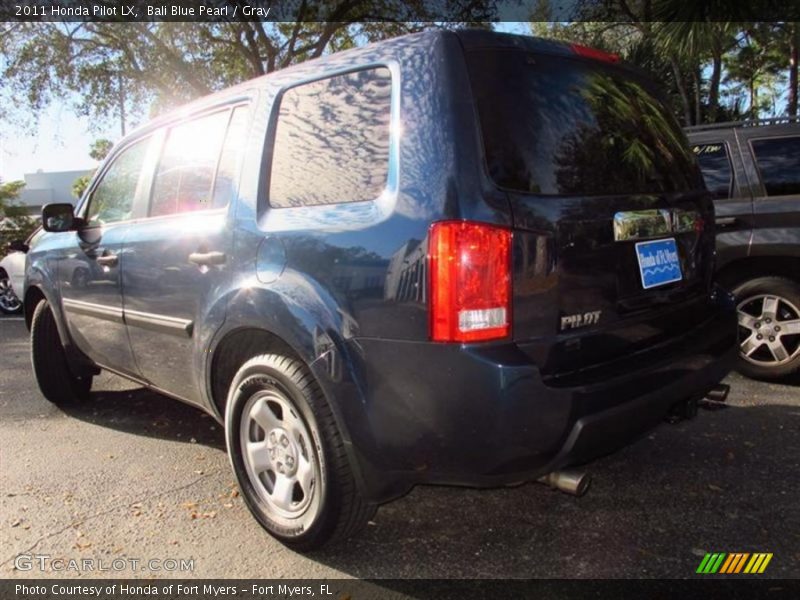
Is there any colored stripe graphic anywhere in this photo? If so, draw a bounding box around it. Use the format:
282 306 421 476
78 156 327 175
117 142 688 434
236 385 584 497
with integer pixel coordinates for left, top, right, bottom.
734 553 749 573
698 552 772 574
719 554 735 573
697 553 727 573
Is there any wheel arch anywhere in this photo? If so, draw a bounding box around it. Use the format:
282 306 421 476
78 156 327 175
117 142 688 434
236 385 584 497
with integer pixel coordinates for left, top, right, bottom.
24 285 50 332
717 255 800 291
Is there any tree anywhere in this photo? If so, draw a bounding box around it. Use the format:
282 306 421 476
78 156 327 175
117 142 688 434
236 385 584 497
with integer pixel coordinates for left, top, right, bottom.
0 5 496 132
0 180 26 211
89 138 113 161
72 175 92 200
725 25 786 119
0 180 37 254
73 138 115 199
652 21 739 123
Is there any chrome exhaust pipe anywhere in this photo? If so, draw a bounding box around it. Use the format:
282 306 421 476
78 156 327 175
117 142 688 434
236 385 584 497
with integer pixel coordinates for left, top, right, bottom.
705 384 730 403
538 469 591 497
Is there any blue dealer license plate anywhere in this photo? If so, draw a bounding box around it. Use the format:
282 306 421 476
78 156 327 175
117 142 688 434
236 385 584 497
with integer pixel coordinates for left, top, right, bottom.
635 238 682 289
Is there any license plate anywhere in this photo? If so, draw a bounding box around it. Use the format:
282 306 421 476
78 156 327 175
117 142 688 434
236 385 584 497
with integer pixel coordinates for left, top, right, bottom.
635 238 682 289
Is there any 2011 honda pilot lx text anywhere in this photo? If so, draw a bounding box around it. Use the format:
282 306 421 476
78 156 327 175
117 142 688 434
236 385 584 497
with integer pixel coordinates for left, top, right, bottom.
25 30 737 550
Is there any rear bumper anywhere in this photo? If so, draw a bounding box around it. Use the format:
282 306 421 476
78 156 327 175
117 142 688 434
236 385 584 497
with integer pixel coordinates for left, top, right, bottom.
323 293 737 503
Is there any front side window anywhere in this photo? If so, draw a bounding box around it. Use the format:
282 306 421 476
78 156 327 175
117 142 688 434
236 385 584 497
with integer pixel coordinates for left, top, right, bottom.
268 67 392 208
752 137 800 197
86 138 150 225
692 142 733 199
212 106 250 208
150 110 230 217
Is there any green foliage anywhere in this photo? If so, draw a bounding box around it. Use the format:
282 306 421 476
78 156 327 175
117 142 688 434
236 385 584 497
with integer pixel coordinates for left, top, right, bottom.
0 7 495 131
0 180 25 208
89 139 113 161
532 15 798 125
72 174 92 200
0 180 37 255
1 6 796 130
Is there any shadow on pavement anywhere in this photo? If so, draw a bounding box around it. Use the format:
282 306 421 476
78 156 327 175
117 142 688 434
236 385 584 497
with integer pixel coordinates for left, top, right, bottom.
55 380 799 578
307 401 799 579
59 387 225 450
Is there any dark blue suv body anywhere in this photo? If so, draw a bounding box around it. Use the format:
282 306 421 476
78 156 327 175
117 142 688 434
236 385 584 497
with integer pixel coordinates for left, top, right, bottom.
24 30 737 550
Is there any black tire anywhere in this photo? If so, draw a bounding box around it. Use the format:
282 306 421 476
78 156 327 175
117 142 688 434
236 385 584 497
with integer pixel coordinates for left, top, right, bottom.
30 300 93 403
225 353 374 551
733 276 800 379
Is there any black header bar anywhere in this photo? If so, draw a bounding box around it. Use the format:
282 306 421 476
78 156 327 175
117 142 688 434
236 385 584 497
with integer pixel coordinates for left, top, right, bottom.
2 0 800 23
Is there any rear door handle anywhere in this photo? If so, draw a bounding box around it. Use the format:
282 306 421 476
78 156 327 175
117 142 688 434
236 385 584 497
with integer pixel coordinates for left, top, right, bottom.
95 253 119 267
715 216 739 228
188 251 226 266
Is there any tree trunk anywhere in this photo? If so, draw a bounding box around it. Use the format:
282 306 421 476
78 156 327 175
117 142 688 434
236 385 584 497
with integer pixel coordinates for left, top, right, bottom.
117 72 126 137
670 56 692 125
790 23 799 117
692 67 702 125
750 78 758 119
709 49 722 122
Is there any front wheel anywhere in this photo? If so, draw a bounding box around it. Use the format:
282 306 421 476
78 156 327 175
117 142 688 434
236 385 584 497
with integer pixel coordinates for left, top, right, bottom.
225 354 374 551
735 276 800 379
30 300 93 403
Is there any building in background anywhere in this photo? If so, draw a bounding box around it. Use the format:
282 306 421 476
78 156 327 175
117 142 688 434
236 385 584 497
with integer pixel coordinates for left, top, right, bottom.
17 169 90 216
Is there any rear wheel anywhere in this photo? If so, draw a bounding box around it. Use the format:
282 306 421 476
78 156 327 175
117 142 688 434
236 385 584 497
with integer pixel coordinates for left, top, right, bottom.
0 270 22 314
734 277 800 379
30 300 93 403
225 353 374 551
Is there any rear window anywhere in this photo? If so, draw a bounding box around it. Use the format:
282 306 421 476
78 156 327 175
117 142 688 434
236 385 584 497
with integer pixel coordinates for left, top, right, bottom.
466 49 699 196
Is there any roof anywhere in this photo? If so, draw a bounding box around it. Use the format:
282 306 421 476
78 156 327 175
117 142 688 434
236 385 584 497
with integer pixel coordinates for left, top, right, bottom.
685 116 800 132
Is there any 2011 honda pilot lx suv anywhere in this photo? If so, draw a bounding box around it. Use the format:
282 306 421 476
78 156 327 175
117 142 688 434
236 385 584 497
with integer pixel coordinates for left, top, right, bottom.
25 30 736 550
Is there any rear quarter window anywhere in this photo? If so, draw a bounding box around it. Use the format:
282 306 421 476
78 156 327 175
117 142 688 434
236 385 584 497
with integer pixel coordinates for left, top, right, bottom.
466 49 700 196
692 142 733 199
268 67 392 208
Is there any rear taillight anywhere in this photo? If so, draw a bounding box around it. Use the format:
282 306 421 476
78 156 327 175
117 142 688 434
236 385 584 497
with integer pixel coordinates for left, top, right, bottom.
570 43 620 63
428 221 512 343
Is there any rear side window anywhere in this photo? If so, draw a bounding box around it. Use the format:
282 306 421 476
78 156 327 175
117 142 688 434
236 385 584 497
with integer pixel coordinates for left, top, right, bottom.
86 137 150 226
466 49 699 196
268 68 392 208
150 110 230 217
692 142 733 199
752 137 800 196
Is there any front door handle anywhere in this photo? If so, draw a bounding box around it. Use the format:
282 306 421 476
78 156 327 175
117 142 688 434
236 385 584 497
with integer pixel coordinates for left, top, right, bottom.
715 216 739 228
96 253 119 267
188 251 226 266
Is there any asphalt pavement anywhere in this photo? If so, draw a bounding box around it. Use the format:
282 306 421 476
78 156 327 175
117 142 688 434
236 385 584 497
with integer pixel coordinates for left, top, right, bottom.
1 313 798 579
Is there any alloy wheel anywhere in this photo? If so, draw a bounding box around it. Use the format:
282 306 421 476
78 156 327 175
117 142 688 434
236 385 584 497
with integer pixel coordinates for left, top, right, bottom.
737 294 800 366
0 277 22 313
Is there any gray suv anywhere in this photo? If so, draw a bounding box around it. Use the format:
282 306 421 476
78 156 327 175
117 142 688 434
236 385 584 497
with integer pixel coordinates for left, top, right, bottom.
688 118 800 379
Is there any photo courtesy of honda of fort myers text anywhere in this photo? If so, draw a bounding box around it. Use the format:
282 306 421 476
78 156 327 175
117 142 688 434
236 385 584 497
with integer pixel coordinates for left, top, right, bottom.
2 0 800 598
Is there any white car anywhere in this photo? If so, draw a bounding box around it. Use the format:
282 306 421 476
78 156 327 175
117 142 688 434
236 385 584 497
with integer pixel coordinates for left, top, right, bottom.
0 230 40 314
0 248 24 314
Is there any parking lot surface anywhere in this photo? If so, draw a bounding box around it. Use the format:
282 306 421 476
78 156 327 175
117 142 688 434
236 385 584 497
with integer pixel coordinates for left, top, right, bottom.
1 314 798 579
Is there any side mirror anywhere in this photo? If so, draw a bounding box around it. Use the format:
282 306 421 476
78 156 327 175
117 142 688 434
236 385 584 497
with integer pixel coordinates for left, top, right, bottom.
42 203 77 233
8 239 29 253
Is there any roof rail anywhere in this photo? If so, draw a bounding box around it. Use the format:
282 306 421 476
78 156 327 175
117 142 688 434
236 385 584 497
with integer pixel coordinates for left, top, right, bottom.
685 116 800 131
